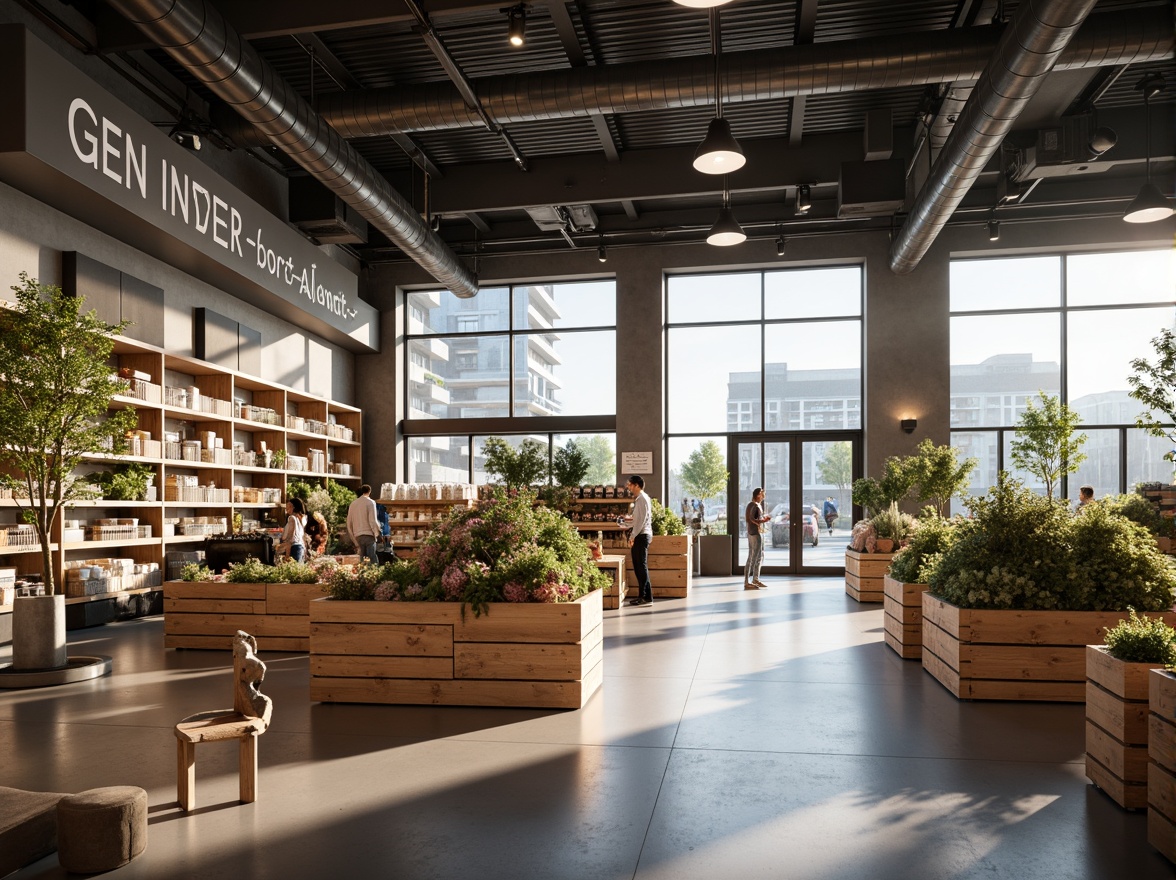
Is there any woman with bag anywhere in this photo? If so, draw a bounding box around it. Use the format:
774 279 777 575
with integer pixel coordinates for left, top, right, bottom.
277 497 307 561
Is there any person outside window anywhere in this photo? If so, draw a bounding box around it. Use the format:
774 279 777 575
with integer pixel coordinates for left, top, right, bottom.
346 484 382 564
822 496 839 536
623 475 654 607
744 488 770 590
1076 485 1095 514
278 497 306 562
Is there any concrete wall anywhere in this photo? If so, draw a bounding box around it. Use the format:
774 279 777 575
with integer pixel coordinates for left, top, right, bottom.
360 213 1173 498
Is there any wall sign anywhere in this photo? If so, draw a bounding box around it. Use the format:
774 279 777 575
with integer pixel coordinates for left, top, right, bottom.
0 26 377 352
620 451 653 474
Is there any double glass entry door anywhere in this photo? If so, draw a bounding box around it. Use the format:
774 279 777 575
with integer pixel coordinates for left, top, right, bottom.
730 434 859 575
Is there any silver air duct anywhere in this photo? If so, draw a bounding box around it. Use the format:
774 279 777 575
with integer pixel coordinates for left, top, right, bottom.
103 0 478 298
889 0 1100 274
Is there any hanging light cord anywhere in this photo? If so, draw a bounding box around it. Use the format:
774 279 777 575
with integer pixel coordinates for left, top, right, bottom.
711 8 723 121
1143 85 1152 183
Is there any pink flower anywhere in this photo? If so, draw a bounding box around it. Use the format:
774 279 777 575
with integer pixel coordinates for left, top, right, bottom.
406 584 423 597
374 584 396 601
503 581 529 602
442 564 468 599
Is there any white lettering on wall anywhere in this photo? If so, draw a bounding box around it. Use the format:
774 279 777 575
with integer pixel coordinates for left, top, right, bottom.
68 98 98 169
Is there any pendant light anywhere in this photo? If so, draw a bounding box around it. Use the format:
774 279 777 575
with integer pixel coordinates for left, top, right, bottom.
693 8 745 174
707 176 746 246
674 0 735 7
1124 73 1174 224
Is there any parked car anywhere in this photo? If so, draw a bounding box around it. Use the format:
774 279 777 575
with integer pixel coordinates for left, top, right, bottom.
769 503 820 548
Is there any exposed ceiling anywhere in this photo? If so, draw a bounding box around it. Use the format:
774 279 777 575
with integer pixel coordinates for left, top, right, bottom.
67 0 1176 269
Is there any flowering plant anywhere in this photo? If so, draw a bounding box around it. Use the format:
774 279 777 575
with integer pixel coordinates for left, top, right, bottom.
324 489 607 614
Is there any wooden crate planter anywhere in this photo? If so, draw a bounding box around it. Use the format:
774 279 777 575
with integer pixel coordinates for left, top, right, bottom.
1085 646 1169 809
163 581 328 651
921 595 1176 702
595 555 627 610
883 575 928 659
624 535 691 599
309 589 604 709
844 549 893 603
1149 670 1176 863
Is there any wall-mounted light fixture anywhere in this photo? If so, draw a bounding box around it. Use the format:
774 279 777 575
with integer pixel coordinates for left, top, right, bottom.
795 184 811 215
505 4 527 47
900 418 917 434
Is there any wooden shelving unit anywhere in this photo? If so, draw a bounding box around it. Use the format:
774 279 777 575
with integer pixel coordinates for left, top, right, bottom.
0 334 364 633
378 498 474 558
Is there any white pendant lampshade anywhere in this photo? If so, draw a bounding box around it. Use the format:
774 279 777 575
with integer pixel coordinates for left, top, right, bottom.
706 206 746 246
693 117 746 174
1123 181 1175 223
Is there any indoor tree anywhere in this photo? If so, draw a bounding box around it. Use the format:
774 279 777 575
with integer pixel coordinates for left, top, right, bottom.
0 273 137 598
1009 391 1086 501
910 439 977 517
1128 328 1176 474
482 436 549 489
551 439 590 488
851 455 918 517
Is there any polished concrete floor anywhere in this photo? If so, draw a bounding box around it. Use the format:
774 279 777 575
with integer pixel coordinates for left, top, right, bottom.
1 576 1166 879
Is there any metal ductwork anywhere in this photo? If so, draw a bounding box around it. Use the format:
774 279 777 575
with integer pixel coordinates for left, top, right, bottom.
889 0 1100 274
212 5 1169 148
102 0 478 298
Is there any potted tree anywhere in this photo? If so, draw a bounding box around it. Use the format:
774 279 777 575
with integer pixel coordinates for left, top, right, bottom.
0 274 136 671
1009 391 1087 500
1129 328 1176 484
680 440 730 576
910 439 977 516
1085 610 1176 809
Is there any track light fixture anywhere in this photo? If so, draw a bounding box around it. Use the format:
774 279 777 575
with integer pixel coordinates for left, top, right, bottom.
430 214 442 232
795 184 811 214
693 8 745 174
776 236 786 257
597 238 608 263
987 219 1000 241
1124 73 1174 223
707 176 746 246
505 4 527 47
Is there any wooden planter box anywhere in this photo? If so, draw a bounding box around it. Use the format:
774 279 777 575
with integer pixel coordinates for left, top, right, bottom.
883 575 928 659
1149 669 1176 863
309 589 604 710
595 554 627 609
921 595 1176 702
844 549 894 603
1085 645 1169 809
625 534 692 599
163 581 328 651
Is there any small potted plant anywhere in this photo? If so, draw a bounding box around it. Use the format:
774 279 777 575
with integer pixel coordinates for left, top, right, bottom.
870 502 916 553
1086 610 1176 809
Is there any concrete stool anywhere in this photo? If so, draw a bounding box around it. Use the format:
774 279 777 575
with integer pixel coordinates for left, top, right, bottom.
57 786 147 873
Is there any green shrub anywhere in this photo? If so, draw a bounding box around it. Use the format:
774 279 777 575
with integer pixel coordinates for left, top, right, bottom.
1103 609 1176 664
871 502 916 543
322 560 394 601
928 476 1176 611
1104 493 1164 535
888 516 958 584
224 557 276 583
652 498 685 536
179 562 214 582
268 559 320 584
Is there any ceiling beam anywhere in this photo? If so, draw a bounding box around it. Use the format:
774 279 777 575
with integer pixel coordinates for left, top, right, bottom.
465 212 492 233
548 0 622 163
621 200 640 220
95 0 511 51
787 0 819 146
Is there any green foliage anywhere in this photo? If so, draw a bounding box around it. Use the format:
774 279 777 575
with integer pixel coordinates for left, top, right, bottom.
93 462 155 501
288 479 349 550
1128 329 1176 459
179 563 214 582
482 437 550 489
0 273 138 595
870 502 917 543
852 456 918 517
1104 493 1164 536
322 560 394 601
680 440 728 502
270 449 287 469
888 516 958 584
536 484 577 512
927 476 1176 611
577 435 616 486
551 440 590 488
268 559 321 584
1103 609 1176 664
224 557 277 583
909 439 977 516
816 441 853 494
651 498 685 536
1009 391 1087 500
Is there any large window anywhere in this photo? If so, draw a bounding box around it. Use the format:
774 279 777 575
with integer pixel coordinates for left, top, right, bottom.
405 432 617 485
404 281 617 482
665 266 863 519
949 249 1176 502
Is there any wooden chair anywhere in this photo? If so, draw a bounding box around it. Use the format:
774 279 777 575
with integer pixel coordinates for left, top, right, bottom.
174 631 273 811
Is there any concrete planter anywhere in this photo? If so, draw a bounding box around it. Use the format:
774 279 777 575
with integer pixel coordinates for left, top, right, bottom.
12 595 66 670
699 535 732 576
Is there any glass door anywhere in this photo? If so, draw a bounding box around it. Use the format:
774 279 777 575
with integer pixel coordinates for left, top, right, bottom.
731 434 858 575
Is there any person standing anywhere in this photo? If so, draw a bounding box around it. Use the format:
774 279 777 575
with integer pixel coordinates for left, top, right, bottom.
1076 485 1095 513
822 496 839 536
278 497 306 562
346 484 382 564
624 475 654 607
305 510 329 556
744 488 769 590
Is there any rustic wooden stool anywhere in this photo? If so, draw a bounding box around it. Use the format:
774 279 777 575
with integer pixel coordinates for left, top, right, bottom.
174 631 273 811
